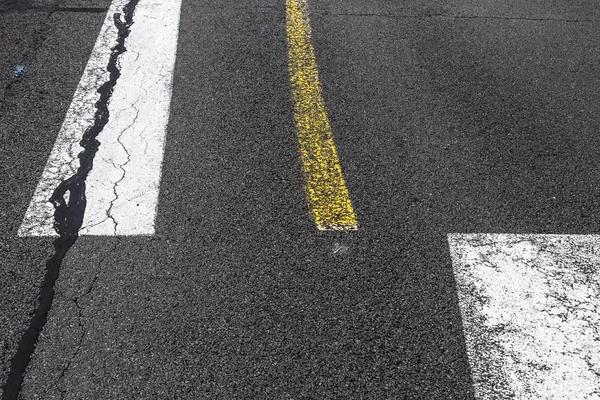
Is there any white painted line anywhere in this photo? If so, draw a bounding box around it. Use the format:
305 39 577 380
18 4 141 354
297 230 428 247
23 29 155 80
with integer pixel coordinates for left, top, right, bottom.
80 0 181 235
448 233 600 400
19 0 182 236
18 0 124 236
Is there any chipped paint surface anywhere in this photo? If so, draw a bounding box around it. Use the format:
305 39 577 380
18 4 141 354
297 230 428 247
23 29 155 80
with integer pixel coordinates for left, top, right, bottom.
448 234 600 400
286 0 357 231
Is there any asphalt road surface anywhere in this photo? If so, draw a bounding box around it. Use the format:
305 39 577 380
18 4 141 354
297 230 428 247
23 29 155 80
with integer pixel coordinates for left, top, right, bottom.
1 0 599 398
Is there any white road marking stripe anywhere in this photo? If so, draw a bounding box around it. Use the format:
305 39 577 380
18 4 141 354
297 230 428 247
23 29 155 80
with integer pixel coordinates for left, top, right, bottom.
448 233 600 400
18 0 124 237
19 0 182 236
80 0 181 235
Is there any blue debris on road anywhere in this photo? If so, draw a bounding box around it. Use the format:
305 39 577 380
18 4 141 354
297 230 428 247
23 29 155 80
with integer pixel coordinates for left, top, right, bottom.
12 65 25 78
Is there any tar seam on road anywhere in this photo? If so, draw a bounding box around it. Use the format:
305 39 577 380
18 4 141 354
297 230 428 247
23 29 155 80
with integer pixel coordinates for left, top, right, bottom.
286 0 358 231
314 11 600 23
2 1 140 398
28 6 109 13
0 4 108 14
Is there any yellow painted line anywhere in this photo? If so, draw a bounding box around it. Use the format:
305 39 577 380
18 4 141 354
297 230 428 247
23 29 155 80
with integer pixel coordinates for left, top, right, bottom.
286 0 358 231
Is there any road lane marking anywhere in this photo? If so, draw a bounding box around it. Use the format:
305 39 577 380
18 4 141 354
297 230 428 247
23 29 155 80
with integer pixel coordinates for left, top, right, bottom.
18 0 125 236
19 0 182 236
80 0 181 235
286 0 358 231
448 233 600 400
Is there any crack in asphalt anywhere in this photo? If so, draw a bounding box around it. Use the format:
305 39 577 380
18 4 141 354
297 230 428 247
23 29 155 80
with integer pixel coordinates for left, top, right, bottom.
0 3 108 14
26 6 109 14
1 1 140 398
40 238 119 398
49 304 87 400
317 11 600 23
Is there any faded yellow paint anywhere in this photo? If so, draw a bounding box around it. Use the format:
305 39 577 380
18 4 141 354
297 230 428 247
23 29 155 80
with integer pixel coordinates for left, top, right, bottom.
286 0 358 231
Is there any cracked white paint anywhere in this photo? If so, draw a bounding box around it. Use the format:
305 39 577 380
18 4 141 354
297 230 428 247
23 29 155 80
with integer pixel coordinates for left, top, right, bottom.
448 233 600 400
19 0 182 236
81 0 182 235
18 0 127 236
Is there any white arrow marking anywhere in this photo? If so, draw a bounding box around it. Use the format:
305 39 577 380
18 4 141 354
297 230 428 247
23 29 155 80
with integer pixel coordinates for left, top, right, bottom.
19 0 182 236
448 233 600 400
